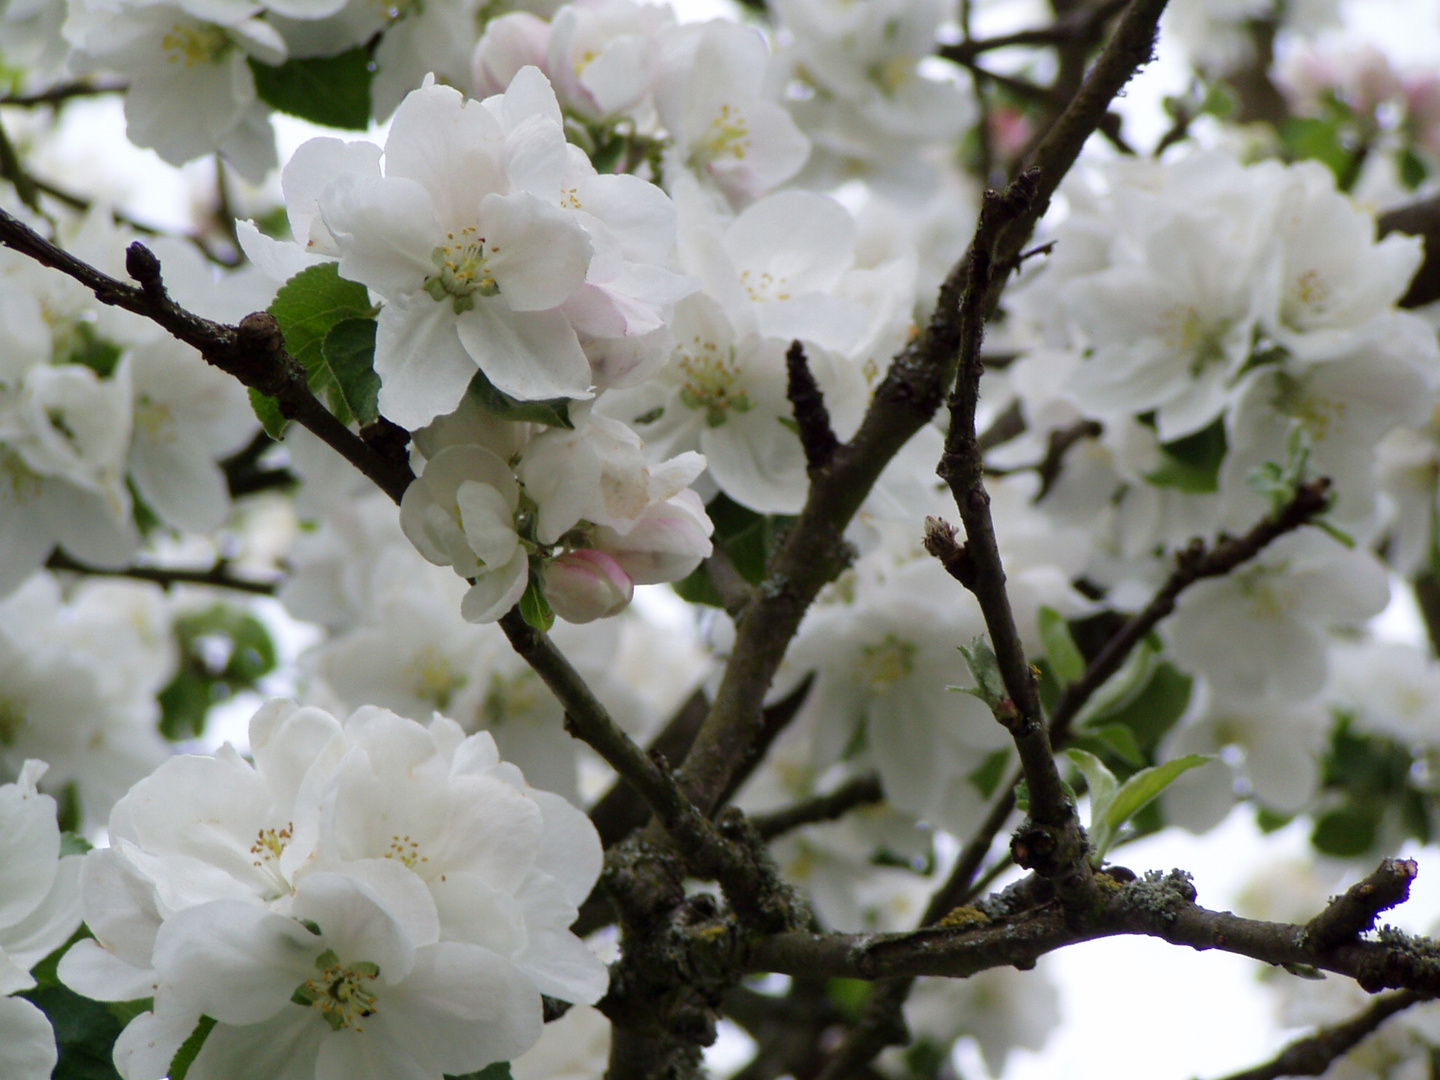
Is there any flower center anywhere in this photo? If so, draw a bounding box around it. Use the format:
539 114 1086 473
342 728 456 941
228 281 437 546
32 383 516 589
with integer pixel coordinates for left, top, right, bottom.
1157 303 1227 376
405 645 466 711
692 103 751 166
0 449 42 503
161 23 232 68
1234 563 1297 621
424 227 499 314
384 833 430 871
249 822 295 897
481 670 543 728
738 269 792 303
135 394 175 445
293 949 381 1032
678 343 752 427
857 634 916 691
1293 269 1330 316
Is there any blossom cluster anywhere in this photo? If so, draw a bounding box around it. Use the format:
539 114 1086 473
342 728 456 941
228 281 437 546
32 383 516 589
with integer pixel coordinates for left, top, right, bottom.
58 699 608 1080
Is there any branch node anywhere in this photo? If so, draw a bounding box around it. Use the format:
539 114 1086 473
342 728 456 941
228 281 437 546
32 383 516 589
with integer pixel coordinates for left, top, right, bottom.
922 515 977 588
125 241 166 301
1305 858 1419 952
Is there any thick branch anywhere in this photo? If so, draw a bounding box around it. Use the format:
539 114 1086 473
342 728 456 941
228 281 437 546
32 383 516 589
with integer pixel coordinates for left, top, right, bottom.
745 866 1440 997
0 210 414 503
785 340 840 474
675 0 1170 823
1213 990 1426 1080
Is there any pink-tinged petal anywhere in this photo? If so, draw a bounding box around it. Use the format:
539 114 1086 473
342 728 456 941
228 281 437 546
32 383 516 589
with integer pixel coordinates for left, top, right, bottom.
383 83 506 228
374 294 480 431
454 305 591 402
477 191 592 311
474 15 551 98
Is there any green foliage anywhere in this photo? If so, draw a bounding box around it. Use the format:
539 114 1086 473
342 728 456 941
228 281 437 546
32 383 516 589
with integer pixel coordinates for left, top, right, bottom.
322 317 382 428
158 605 278 740
1281 116 1356 187
1311 715 1434 858
62 322 124 379
967 747 1012 799
248 386 288 440
953 637 1007 709
468 368 575 429
1145 417 1227 493
519 570 555 632
1038 606 1085 684
672 494 791 605
249 49 373 131
826 978 873 1022
1066 748 1212 863
447 1063 514 1080
168 1016 217 1080
258 263 379 432
20 934 138 1080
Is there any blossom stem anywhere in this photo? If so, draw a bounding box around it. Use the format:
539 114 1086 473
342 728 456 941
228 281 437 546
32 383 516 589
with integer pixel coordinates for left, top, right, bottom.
45 551 279 596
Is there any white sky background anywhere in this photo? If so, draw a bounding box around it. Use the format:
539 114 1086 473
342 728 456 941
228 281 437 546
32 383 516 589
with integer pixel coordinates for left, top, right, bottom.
20 0 1440 1077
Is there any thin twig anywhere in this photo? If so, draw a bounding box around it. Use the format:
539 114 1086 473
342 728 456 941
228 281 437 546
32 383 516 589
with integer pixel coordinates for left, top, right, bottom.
1213 991 1427 1080
751 774 885 841
45 551 279 596
0 80 127 107
0 210 415 504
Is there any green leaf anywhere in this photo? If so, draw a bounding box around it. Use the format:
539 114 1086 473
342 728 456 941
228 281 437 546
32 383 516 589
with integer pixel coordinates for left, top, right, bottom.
21 982 125 1080
321 317 381 428
1103 755 1213 848
268 263 376 427
1077 723 1145 769
1397 146 1428 190
519 572 555 633
158 606 278 741
248 49 372 130
1074 639 1157 728
967 747 1012 799
447 1063 514 1080
672 564 724 608
468 368 575 429
1065 748 1119 857
168 1016 217 1080
248 387 288 439
1145 417 1227 493
1312 801 1382 857
1094 661 1193 761
826 978 873 1022
954 637 1006 708
1038 607 1085 684
1281 116 1354 184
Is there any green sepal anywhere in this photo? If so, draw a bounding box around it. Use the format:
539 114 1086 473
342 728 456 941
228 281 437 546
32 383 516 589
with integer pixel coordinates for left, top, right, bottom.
315 948 340 970
519 571 555 633
446 1062 515 1080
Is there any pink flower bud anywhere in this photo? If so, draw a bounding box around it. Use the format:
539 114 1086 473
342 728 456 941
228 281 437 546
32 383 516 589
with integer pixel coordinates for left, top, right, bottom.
543 548 634 624
473 16 552 97
591 490 714 585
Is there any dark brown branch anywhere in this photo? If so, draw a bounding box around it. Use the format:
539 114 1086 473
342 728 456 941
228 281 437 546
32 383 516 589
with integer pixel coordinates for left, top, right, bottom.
1412 570 1440 660
751 774 885 841
1035 418 1103 499
45 551 279 596
0 211 414 504
745 865 1440 997
499 610 797 932
785 340 839 474
938 0 1130 64
1213 990 1426 1080
0 80 127 107
1379 194 1440 309
1305 859 1420 952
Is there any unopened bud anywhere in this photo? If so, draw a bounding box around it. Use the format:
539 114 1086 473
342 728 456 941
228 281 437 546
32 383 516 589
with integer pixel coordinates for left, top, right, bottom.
542 549 634 624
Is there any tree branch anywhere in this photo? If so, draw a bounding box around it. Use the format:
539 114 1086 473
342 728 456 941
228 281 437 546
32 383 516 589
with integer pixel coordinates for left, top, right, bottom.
674 0 1171 824
1213 990 1426 1080
786 340 840 474
0 210 415 504
0 80 127 106
45 551 279 596
1305 858 1420 952
751 774 885 841
745 865 1440 996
